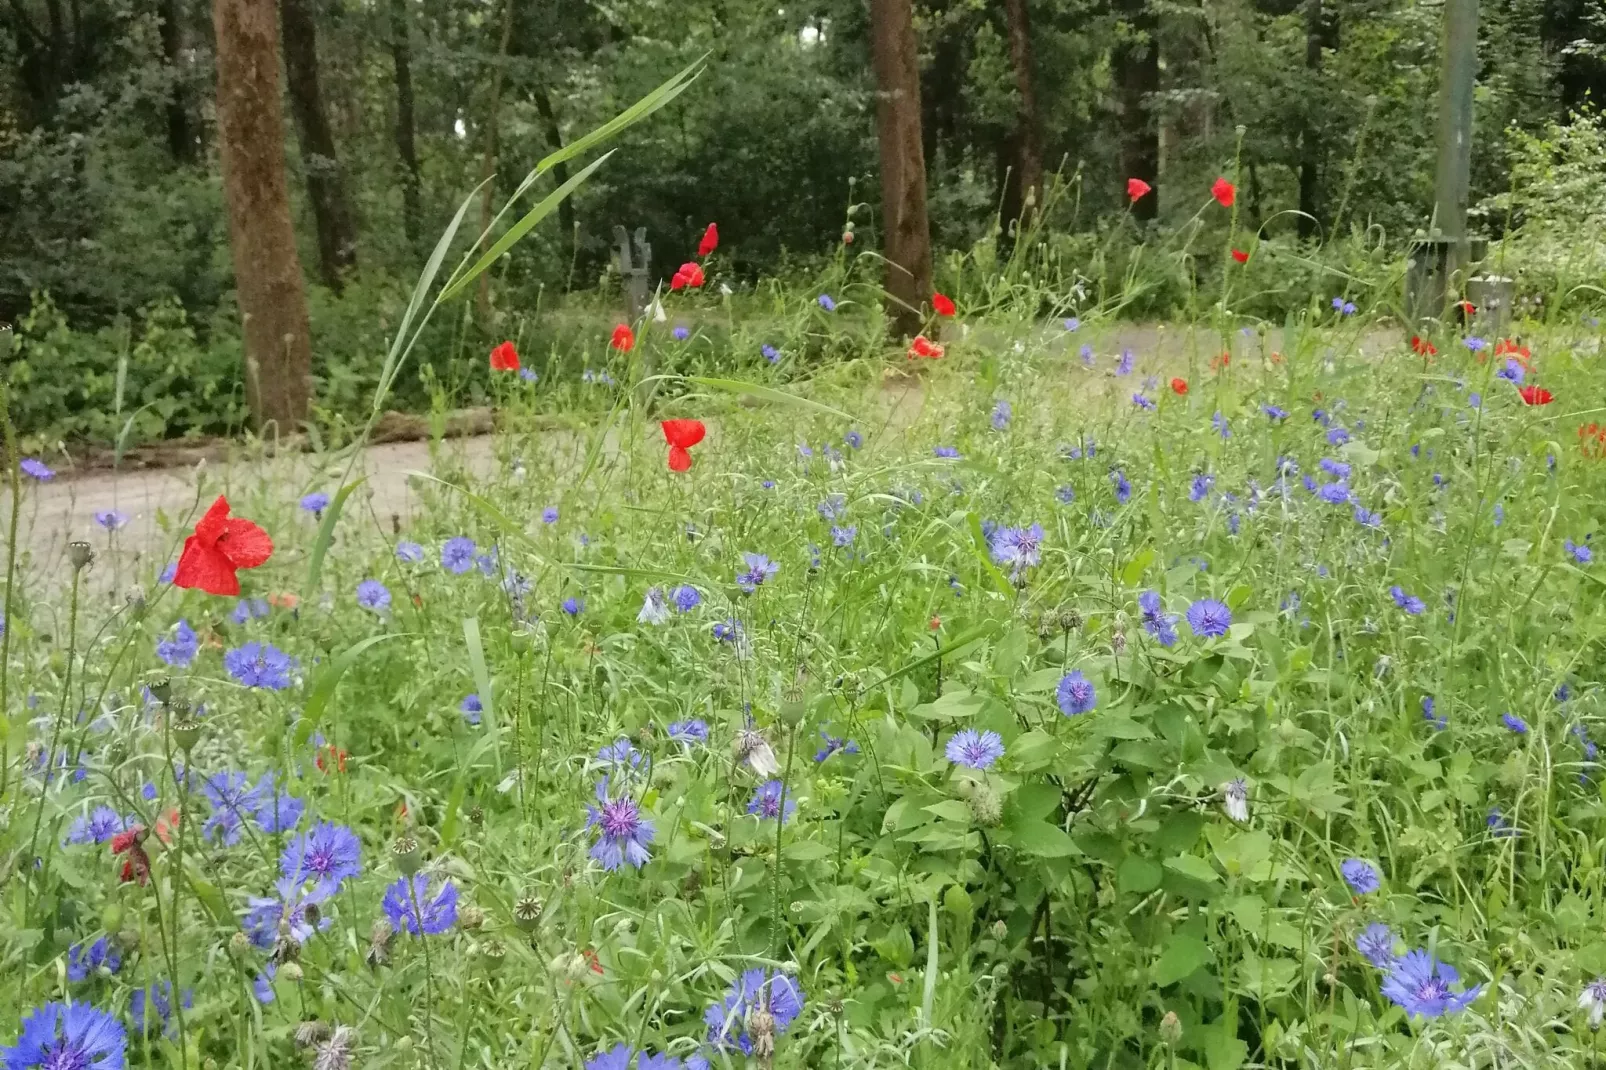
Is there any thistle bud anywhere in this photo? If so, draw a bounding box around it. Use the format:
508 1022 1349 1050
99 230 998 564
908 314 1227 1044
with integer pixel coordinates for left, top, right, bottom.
991 920 1008 941
295 1021 331 1048
828 998 845 1016
1059 609 1082 632
1111 622 1127 655
366 920 395 970
457 905 485 931
965 783 1003 827
550 950 591 983
1159 1011 1183 1047
124 585 147 617
229 931 251 954
67 541 94 571
391 835 421 875
279 961 304 983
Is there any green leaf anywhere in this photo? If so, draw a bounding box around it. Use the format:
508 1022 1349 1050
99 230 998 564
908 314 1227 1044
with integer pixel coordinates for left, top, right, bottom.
966 512 1015 597
992 624 1028 678
921 898 940 1029
463 617 498 762
1153 934 1212 985
305 479 365 593
1007 818 1077 858
684 376 854 421
1164 853 1221 883
874 623 995 691
872 926 914 969
923 799 973 823
440 152 615 302
1204 1018 1248 1070
1010 783 1061 822
296 633 400 743
1121 546 1156 586
1118 855 1163 894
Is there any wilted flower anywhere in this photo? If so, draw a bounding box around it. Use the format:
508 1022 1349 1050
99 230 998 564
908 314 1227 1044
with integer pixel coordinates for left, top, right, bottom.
1221 778 1250 822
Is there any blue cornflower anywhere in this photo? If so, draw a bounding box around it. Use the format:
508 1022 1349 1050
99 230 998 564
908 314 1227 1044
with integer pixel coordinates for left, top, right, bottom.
817 294 835 312
300 492 330 514
63 806 127 847
3 1001 125 1068
1326 427 1351 446
1186 599 1232 639
1055 485 1075 504
672 326 690 341
1056 670 1096 716
586 1045 636 1070
94 510 128 531
129 982 192 1037
1496 358 1524 384
945 728 1005 770
747 779 797 823
223 642 297 690
1381 950 1482 1018
252 775 305 833
814 731 860 762
461 693 482 725
1464 337 1487 352
441 536 477 573
1389 586 1425 615
156 620 199 668
668 719 709 747
253 964 276 1004
20 458 54 481
817 494 846 520
381 873 459 933
280 822 363 887
1356 923 1398 968
762 344 781 363
1469 392 1482 409
1138 590 1178 647
704 969 805 1055
66 936 122 982
991 400 1012 430
830 525 857 548
1189 473 1214 502
1566 538 1593 564
1080 344 1095 367
1111 469 1132 504
356 579 391 612
844 429 863 449
1488 807 1516 837
1131 393 1155 411
561 596 584 616
1317 481 1350 505
1263 404 1288 421
244 877 333 948
1502 712 1529 735
736 552 779 592
1319 458 1351 479
586 778 654 870
933 446 960 458
1064 317 1080 332
597 739 642 770
1213 411 1231 439
1341 858 1380 894
1332 296 1356 315
1116 350 1134 376
671 585 702 612
712 619 743 643
989 523 1044 573
395 541 425 563
1422 696 1446 731
519 367 539 383
542 506 559 524
230 597 269 625
1353 505 1383 528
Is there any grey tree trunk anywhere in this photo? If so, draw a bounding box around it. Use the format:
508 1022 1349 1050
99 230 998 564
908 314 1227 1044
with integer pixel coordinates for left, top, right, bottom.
280 0 358 290
870 0 934 339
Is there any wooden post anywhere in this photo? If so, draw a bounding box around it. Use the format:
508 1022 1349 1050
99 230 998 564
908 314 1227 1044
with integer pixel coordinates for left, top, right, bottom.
1434 0 1479 275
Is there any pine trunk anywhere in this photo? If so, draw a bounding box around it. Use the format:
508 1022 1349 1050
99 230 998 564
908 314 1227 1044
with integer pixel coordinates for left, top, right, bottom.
1002 0 1044 223
159 0 194 162
533 85 576 259
213 0 314 431
1115 0 1159 221
390 0 422 249
476 0 515 321
870 0 934 339
280 0 358 290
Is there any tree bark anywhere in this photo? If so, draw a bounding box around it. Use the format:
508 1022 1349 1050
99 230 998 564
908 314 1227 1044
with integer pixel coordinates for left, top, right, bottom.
280 0 357 290
475 0 515 321
532 84 576 264
159 0 194 162
1001 0 1043 224
389 0 422 249
1115 0 1159 221
1296 0 1335 239
213 0 314 430
870 0 934 339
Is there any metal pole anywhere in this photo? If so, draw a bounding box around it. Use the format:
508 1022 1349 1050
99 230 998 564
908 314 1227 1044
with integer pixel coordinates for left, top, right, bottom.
1434 0 1478 271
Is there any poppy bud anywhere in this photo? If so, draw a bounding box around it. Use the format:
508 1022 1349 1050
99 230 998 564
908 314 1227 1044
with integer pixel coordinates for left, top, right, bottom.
230 931 251 954
842 231 854 245
67 541 94 571
1159 1011 1183 1046
279 961 304 982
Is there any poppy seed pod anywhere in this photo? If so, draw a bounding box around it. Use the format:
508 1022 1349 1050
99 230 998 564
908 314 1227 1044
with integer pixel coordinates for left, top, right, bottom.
67 541 94 571
390 835 421 876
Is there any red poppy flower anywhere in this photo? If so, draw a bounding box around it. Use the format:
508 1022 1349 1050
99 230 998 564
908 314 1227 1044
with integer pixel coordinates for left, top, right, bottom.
1496 338 1533 369
1519 385 1554 406
698 223 718 258
1231 249 1248 264
1127 178 1152 203
1581 424 1606 458
1170 377 1188 395
933 293 956 317
172 496 273 597
1211 177 1236 207
111 827 151 885
610 324 635 352
1459 301 1476 315
1410 335 1438 357
1210 352 1231 372
489 341 519 371
662 419 706 472
581 948 605 975
316 745 348 774
1270 351 1285 364
670 262 705 290
907 335 944 360
929 616 941 631
842 231 854 245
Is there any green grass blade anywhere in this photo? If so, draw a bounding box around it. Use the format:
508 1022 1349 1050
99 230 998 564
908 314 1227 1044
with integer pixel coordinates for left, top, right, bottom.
685 376 854 421
305 478 365 593
296 632 400 744
439 152 614 304
534 57 704 177
921 897 939 1029
873 622 997 690
463 617 499 768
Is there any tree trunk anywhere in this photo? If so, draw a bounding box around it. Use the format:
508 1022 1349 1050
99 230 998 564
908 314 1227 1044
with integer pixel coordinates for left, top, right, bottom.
280 0 357 290
475 0 515 321
532 85 576 267
159 0 194 162
1115 0 1159 221
389 0 422 249
870 0 934 339
213 0 314 431
1296 0 1335 240
1001 0 1043 224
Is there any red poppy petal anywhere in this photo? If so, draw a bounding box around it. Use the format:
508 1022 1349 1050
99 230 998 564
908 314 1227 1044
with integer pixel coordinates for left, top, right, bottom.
662 419 706 448
667 445 693 472
193 495 232 541
172 537 240 596
219 518 274 570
